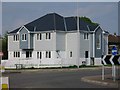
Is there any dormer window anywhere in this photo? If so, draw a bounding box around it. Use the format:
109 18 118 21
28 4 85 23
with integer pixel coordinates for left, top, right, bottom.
21 34 27 41
13 34 19 41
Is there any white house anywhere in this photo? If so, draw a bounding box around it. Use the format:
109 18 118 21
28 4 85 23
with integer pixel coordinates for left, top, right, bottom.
4 13 109 68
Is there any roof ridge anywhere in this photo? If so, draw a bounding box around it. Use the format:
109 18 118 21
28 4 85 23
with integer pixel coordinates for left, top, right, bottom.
8 13 100 34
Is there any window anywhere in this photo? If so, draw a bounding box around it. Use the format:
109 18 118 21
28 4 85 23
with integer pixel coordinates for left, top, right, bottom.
46 51 48 58
46 33 51 39
96 34 101 49
25 34 26 40
22 34 24 40
37 51 42 59
40 52 42 59
26 51 32 58
84 33 89 40
13 35 19 41
14 52 15 57
37 52 39 59
14 35 15 41
29 51 32 57
21 34 27 41
49 51 51 58
37 33 42 40
16 52 18 57
70 51 72 57
18 52 20 57
85 51 89 58
46 51 51 58
13 51 20 58
48 33 51 39
46 33 48 39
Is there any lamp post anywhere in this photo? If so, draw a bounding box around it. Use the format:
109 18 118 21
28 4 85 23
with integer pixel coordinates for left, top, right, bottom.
77 2 80 68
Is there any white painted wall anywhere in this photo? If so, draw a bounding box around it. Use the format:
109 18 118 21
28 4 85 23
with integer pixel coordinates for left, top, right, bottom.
65 32 78 65
94 58 102 65
80 32 90 58
7 30 106 67
8 35 20 51
34 32 56 51
56 32 65 51
8 51 22 60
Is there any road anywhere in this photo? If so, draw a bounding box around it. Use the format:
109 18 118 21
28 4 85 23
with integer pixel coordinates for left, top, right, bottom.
2 67 119 88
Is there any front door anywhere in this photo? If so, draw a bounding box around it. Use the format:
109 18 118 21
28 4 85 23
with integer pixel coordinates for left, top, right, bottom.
26 51 32 58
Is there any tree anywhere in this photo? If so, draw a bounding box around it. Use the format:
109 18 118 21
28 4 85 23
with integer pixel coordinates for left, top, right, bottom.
80 16 98 26
2 32 8 59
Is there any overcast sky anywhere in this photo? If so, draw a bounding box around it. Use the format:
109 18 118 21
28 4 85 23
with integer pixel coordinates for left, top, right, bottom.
1 0 120 2
1 2 119 35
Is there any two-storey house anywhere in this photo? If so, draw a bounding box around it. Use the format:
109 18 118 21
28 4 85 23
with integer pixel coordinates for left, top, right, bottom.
7 13 108 68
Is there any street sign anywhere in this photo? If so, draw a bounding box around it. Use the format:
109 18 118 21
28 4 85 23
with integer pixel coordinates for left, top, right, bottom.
112 46 117 55
102 55 120 65
0 52 3 56
102 54 120 82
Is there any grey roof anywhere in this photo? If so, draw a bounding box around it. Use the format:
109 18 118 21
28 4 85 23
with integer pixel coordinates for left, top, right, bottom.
9 13 99 34
65 16 98 31
9 27 21 34
25 13 65 31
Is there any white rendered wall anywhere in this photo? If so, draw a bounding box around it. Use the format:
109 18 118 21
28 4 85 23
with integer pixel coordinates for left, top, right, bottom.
34 32 56 51
8 35 20 51
65 32 78 65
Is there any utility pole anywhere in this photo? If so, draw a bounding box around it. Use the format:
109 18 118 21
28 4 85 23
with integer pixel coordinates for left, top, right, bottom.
77 2 80 68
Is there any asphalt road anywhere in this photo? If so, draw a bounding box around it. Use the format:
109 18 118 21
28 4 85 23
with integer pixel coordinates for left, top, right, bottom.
3 67 118 88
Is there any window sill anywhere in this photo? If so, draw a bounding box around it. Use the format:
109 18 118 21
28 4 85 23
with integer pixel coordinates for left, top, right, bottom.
37 40 42 41
97 48 101 49
13 41 19 42
45 39 51 41
84 39 89 40
21 40 27 41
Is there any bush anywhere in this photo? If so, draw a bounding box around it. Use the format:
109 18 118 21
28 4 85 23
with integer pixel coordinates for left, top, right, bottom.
29 67 34 69
68 65 78 68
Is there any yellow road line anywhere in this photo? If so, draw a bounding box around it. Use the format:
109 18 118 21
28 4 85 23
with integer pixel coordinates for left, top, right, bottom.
2 84 8 89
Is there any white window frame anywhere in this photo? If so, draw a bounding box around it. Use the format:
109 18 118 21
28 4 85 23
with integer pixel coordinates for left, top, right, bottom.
37 51 42 59
13 51 20 58
97 34 101 49
37 33 42 40
21 33 27 41
46 51 51 58
70 51 72 58
84 33 89 40
13 34 19 41
26 51 32 58
46 33 51 40
13 35 16 41
85 51 89 58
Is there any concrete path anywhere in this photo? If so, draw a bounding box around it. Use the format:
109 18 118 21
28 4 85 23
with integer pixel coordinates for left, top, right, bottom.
81 75 120 88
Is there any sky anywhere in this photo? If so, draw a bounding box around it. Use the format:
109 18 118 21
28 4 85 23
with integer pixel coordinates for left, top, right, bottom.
1 0 120 2
1 1 119 36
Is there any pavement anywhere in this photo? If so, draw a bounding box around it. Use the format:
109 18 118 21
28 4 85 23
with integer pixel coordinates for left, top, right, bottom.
81 75 120 88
